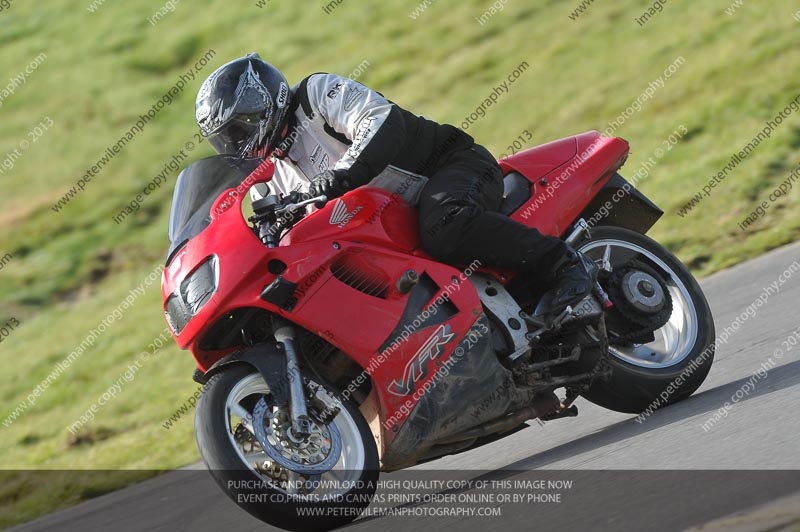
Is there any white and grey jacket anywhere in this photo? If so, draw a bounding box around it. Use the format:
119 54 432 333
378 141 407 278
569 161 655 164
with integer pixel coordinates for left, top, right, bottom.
252 73 473 200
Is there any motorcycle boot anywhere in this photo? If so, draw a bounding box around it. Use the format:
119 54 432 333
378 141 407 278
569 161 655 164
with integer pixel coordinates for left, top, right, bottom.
533 247 598 321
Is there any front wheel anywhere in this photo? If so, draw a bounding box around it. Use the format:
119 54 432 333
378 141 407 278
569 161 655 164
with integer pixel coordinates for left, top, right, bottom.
195 364 379 532
578 226 715 414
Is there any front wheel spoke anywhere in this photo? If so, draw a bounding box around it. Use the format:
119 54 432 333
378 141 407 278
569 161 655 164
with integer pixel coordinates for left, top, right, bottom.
241 450 269 464
230 403 255 434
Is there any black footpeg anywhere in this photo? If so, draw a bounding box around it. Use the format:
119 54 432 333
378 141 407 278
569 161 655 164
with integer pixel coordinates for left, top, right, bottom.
519 309 567 342
520 294 603 341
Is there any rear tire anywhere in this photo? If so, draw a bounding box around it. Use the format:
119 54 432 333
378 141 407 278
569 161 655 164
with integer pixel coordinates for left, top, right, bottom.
195 364 379 532
578 227 715 414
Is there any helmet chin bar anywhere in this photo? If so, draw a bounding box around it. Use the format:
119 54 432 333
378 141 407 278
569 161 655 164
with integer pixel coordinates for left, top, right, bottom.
247 142 271 160
243 107 293 160
231 117 272 159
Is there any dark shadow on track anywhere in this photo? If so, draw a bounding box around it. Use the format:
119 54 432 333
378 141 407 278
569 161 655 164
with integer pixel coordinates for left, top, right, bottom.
505 358 800 471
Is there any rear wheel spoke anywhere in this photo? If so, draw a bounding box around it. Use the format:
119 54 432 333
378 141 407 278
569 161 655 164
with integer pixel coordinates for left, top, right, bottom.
602 244 613 271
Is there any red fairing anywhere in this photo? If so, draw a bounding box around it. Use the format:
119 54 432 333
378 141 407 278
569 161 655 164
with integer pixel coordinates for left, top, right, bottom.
161 132 629 452
498 130 629 237
282 188 421 252
162 177 482 442
500 134 577 180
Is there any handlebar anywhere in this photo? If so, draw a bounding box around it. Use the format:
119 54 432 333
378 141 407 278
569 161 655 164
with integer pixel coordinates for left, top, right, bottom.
276 194 328 215
252 193 329 247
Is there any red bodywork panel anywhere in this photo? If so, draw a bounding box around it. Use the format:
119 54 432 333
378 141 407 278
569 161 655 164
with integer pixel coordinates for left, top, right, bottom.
161 131 629 451
499 131 630 237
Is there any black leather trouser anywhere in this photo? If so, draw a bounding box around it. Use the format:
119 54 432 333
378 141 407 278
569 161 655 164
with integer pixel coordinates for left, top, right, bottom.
417 144 566 274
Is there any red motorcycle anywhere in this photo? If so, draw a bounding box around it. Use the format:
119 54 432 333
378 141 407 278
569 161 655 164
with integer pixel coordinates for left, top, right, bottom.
162 131 714 531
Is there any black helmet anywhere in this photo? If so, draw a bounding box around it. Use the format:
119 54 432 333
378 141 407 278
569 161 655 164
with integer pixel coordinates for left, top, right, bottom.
196 53 290 158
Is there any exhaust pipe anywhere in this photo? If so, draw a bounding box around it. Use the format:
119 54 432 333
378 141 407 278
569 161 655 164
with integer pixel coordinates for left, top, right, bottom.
435 393 561 445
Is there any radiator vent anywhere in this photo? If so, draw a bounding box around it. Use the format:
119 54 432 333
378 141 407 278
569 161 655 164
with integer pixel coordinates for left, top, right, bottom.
330 256 389 299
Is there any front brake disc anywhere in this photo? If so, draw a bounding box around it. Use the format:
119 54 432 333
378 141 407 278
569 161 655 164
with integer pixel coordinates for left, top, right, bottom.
252 398 342 475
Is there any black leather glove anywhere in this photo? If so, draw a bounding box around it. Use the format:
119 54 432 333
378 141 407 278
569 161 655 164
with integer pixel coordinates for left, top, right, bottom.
309 169 351 201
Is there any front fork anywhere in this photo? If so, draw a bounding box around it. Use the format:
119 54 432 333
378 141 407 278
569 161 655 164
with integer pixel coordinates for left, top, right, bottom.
273 319 313 437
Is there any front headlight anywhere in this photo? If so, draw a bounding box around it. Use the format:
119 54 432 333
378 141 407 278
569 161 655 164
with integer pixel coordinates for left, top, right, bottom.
165 256 219 334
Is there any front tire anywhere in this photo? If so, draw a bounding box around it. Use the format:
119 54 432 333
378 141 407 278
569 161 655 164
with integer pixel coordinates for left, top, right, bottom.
578 226 715 413
195 364 379 532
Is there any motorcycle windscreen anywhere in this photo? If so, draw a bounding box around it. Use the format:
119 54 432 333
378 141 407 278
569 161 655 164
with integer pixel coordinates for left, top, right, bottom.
167 155 262 263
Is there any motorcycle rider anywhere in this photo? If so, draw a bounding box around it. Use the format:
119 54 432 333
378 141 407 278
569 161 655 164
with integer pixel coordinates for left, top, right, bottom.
195 53 594 317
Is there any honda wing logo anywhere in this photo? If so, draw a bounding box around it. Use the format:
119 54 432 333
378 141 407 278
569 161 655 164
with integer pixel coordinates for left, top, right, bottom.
388 325 456 396
329 198 363 228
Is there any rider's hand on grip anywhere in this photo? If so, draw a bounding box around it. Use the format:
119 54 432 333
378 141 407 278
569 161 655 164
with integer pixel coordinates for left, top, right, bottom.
309 169 350 204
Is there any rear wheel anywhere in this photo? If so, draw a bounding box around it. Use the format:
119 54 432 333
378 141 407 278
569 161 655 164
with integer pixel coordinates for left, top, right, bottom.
578 226 715 413
195 364 379 532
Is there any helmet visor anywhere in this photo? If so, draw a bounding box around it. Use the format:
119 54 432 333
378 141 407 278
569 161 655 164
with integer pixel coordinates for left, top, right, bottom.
205 115 270 159
206 121 254 156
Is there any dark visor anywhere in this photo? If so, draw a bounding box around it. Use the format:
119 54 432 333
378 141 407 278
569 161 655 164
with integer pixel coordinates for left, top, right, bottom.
206 118 260 156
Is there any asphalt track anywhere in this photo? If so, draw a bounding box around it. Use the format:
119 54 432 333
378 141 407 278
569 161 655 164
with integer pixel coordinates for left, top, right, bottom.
8 242 800 532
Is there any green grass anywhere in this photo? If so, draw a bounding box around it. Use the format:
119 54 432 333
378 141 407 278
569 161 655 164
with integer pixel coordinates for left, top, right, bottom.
0 0 799 526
